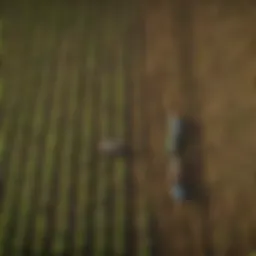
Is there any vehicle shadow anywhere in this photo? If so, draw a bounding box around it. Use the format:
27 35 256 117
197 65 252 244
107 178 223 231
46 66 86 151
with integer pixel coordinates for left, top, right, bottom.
177 116 206 204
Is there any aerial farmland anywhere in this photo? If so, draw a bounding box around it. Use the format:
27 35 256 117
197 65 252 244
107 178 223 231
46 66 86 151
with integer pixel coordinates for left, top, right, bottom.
1 1 256 256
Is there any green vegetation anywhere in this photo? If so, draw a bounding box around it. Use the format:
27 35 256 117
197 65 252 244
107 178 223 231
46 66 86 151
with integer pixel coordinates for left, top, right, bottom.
0 27 41 255
0 3 152 256
13 26 53 256
0 19 2 159
0 20 2 54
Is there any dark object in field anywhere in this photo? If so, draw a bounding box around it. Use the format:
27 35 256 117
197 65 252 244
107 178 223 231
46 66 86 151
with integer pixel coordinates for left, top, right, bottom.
166 115 187 201
166 114 190 157
97 139 131 157
166 114 204 202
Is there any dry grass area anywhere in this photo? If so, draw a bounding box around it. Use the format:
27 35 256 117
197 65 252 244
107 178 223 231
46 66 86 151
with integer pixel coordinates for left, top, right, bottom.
142 0 256 255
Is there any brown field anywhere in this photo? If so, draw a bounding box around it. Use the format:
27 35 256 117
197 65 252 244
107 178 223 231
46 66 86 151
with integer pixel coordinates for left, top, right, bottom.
141 0 256 255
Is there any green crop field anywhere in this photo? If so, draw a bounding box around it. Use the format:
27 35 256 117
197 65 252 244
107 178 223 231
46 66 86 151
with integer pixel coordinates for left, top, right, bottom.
0 2 156 256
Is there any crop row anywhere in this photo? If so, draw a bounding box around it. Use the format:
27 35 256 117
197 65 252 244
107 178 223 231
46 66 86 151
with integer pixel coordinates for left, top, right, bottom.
0 4 153 256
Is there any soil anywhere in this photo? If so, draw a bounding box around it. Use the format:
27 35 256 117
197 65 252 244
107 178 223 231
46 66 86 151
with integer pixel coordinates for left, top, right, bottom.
142 0 256 255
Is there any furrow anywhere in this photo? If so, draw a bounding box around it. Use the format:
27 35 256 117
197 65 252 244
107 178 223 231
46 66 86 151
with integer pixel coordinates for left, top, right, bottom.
83 17 102 255
52 54 80 255
113 46 126 255
32 40 69 255
73 39 95 256
65 13 90 255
